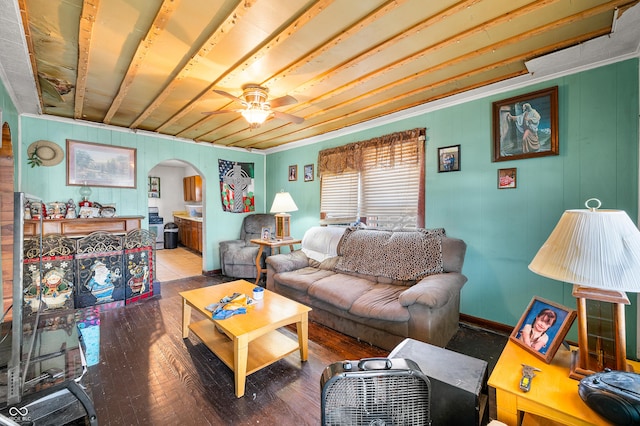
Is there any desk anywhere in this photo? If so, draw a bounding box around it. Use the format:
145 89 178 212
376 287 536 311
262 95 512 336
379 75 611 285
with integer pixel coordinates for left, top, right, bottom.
488 341 640 425
250 238 301 285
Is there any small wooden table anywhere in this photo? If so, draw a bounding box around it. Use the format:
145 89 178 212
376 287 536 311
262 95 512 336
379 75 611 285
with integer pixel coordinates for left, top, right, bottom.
180 280 311 398
488 340 640 425
250 238 302 285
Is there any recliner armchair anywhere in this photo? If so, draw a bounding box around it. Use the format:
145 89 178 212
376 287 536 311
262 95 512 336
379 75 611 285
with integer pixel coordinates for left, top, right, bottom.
219 214 275 279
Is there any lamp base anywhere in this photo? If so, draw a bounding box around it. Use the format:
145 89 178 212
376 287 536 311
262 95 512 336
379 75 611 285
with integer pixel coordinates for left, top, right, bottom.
570 349 634 381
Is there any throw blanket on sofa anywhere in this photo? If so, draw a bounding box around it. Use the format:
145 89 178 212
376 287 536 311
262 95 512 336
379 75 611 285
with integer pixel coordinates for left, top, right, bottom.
335 227 445 282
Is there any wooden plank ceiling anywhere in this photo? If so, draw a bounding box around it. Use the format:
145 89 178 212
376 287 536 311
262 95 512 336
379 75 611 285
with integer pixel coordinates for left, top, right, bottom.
19 0 639 150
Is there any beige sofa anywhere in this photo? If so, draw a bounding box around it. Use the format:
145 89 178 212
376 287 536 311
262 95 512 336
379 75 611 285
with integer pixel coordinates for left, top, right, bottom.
266 226 467 351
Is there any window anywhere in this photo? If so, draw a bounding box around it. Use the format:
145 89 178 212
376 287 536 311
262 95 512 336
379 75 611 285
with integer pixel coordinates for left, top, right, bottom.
319 128 425 228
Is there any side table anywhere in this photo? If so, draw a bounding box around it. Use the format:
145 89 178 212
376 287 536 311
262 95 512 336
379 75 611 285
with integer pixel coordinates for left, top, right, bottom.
488 340 640 425
250 238 302 285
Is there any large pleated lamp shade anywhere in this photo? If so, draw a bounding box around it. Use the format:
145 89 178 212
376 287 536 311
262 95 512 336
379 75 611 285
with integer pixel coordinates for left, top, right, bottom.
270 191 298 240
529 198 640 378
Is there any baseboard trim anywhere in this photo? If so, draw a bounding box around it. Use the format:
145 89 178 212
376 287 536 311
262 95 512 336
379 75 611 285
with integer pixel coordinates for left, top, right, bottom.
459 313 513 336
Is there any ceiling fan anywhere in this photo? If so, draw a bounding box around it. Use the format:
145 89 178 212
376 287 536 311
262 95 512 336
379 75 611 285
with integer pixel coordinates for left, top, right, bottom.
204 84 304 128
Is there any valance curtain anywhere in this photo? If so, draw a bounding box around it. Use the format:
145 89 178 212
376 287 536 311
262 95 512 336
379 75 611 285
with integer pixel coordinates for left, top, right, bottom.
318 128 426 228
318 128 426 176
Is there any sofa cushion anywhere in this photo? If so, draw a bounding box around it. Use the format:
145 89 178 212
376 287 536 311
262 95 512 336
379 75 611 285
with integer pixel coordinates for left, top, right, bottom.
275 267 336 292
334 228 444 282
349 285 410 321
308 274 374 310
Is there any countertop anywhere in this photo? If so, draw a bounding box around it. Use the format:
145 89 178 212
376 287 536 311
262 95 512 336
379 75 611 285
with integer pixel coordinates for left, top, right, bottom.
173 211 203 222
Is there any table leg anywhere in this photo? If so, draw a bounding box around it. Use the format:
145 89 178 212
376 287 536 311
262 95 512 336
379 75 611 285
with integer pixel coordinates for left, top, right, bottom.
254 245 265 286
297 313 309 361
182 298 192 339
495 388 520 426
234 335 249 398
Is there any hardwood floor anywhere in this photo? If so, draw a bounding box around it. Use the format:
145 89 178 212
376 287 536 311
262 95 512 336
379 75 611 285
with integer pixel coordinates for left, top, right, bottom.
81 249 508 425
83 275 388 425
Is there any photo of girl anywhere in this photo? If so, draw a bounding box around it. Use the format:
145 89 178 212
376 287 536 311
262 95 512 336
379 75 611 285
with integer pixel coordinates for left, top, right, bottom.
517 308 557 353
510 297 576 363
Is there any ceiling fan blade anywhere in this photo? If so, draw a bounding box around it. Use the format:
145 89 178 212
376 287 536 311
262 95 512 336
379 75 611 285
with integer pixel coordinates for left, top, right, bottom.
269 94 297 108
202 109 240 115
273 110 304 124
212 89 245 104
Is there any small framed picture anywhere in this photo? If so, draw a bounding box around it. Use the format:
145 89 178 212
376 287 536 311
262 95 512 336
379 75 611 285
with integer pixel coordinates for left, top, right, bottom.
510 297 576 363
148 176 161 198
261 227 271 240
304 164 314 182
498 168 517 189
437 145 460 172
288 165 297 181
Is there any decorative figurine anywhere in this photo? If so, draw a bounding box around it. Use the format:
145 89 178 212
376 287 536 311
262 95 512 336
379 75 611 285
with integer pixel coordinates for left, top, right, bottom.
65 199 77 219
24 200 32 220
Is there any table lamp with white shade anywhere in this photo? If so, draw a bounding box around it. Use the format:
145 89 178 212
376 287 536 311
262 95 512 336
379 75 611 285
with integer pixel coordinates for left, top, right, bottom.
270 191 298 240
528 198 640 379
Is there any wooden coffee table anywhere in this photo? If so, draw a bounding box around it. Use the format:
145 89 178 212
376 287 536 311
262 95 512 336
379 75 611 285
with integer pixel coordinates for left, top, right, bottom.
180 279 311 397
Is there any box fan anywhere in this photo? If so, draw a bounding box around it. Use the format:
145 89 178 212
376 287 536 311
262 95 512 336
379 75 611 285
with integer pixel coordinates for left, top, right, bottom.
320 358 431 426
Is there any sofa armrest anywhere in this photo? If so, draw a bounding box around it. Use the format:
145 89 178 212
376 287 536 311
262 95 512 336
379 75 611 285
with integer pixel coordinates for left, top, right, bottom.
266 250 310 273
398 272 467 309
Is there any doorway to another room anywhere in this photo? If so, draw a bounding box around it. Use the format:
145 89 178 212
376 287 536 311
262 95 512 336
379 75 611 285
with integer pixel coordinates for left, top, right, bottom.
148 160 204 282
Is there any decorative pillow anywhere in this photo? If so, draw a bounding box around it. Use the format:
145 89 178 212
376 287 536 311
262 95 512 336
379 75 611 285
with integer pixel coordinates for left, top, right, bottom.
334 228 444 282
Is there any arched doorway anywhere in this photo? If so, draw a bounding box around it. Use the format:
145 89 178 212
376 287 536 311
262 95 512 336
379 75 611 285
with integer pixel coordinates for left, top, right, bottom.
148 160 205 281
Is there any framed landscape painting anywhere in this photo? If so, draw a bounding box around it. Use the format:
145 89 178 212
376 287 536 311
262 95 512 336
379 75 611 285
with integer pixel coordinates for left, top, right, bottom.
493 86 559 162
67 140 136 188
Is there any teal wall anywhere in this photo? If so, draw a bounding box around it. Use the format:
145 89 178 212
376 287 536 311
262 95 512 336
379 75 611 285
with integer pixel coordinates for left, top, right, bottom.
19 116 266 272
266 59 640 355
8 59 640 355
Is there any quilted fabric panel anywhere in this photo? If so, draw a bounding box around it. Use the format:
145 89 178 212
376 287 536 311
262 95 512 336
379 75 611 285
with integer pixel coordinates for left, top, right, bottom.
334 228 444 281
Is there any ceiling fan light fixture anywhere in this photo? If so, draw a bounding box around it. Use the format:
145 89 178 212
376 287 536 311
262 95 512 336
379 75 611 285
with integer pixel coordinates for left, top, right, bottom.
241 105 271 127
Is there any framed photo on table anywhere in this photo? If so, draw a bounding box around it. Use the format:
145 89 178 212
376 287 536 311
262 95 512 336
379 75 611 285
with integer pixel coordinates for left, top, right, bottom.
510 297 576 363
493 86 559 162
261 227 271 240
67 139 136 188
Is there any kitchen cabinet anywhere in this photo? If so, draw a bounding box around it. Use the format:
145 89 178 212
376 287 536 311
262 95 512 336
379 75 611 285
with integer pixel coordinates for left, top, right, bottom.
174 215 202 253
183 175 202 202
